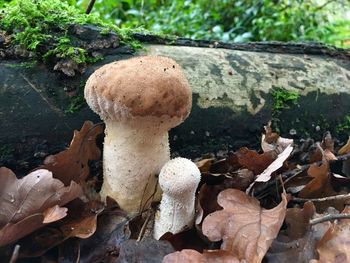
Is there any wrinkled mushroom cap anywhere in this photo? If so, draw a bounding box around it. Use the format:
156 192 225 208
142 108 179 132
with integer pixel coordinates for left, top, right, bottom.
84 56 192 128
159 157 201 197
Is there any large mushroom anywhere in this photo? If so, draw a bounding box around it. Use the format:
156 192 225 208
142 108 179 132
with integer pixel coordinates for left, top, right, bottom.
84 56 192 214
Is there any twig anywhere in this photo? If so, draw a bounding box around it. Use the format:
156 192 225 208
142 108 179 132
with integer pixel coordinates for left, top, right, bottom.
310 213 350 225
136 208 152 242
292 193 350 203
9 245 20 263
85 0 96 14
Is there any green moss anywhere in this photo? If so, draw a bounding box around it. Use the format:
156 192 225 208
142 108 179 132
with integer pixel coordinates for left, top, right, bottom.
64 80 87 113
0 0 142 65
270 87 300 133
4 61 37 68
336 115 350 134
271 87 300 111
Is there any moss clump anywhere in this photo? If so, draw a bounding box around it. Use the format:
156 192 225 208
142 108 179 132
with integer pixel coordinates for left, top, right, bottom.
336 115 350 134
271 87 299 111
270 87 300 133
0 0 141 65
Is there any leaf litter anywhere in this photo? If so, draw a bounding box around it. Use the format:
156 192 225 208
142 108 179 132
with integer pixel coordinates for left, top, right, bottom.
1 121 350 262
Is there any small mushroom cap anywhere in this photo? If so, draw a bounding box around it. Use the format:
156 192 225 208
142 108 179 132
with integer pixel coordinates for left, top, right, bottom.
159 157 201 196
84 56 192 127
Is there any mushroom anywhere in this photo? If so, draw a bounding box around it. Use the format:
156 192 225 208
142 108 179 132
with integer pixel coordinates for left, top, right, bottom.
84 56 192 214
154 157 201 239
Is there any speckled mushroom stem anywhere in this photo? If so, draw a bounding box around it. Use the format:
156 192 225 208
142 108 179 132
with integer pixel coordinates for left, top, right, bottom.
154 191 196 240
100 118 170 214
153 157 201 239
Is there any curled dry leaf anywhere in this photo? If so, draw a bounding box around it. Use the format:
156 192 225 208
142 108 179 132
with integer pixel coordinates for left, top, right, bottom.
198 169 255 223
316 206 350 263
18 199 104 258
160 229 208 253
0 168 82 247
41 121 103 185
255 144 293 182
299 162 344 212
261 126 293 153
42 205 68 224
202 189 288 263
235 147 277 175
195 158 215 173
338 136 350 155
163 249 240 263
79 205 130 263
285 201 315 240
60 199 105 239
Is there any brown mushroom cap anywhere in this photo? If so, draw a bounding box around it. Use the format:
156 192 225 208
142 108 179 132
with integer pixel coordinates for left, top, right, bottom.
84 56 192 126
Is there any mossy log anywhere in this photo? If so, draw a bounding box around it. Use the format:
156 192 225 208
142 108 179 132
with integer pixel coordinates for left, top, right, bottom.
1 32 350 170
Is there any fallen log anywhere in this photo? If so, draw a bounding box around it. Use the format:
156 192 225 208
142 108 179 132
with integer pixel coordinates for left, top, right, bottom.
1 30 349 171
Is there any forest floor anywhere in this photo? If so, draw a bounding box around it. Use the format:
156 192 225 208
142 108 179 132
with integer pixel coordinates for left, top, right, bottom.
1 120 350 262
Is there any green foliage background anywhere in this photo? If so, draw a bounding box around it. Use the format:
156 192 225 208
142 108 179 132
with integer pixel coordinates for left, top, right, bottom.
75 0 350 48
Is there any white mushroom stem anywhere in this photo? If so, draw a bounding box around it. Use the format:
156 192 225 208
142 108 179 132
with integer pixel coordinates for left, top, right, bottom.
101 118 171 214
154 158 201 240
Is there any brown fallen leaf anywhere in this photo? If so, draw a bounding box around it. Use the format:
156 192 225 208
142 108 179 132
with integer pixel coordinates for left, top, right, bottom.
160 228 208 253
42 205 68 224
261 125 293 153
202 189 288 263
41 121 103 186
285 201 316 240
299 162 345 212
195 158 215 173
18 199 104 258
198 170 255 222
255 144 293 182
338 136 350 155
267 203 330 263
235 147 277 175
0 168 82 247
79 204 130 263
164 249 241 263
316 205 350 263
60 199 105 239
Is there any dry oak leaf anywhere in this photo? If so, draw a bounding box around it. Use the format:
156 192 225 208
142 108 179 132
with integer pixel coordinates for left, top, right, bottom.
0 167 82 247
285 201 316 240
202 189 288 263
18 199 105 258
163 249 241 263
41 121 103 185
235 147 277 175
315 206 350 263
299 161 344 212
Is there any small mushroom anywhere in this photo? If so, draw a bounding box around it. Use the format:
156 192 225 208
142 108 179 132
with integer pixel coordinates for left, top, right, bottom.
84 56 192 214
154 157 201 239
